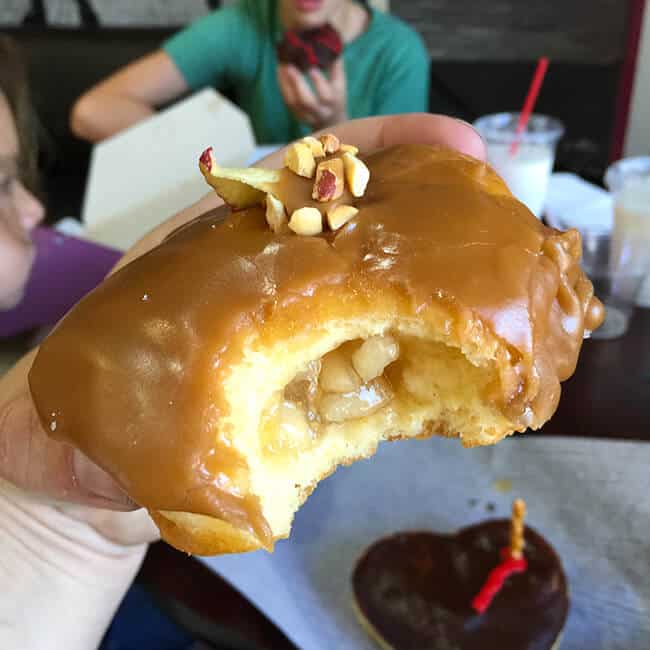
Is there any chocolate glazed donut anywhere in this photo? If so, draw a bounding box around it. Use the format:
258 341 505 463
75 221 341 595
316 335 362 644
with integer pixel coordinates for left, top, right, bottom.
352 521 569 650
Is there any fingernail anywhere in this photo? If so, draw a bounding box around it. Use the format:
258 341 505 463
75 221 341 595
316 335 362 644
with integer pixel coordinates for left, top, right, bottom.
453 118 487 159
72 449 135 508
454 118 482 138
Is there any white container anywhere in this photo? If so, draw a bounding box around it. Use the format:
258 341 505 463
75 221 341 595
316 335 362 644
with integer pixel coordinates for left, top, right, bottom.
474 113 565 217
605 156 650 307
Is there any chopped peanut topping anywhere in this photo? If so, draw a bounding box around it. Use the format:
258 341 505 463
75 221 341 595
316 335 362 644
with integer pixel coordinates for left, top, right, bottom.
199 138 370 237
327 204 359 230
312 158 344 202
342 152 370 198
319 133 340 154
288 207 323 235
300 136 326 158
265 194 287 233
199 150 281 209
340 144 359 155
285 142 316 178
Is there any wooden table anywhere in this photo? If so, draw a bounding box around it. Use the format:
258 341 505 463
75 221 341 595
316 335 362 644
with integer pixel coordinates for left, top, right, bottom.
543 307 650 440
136 308 650 649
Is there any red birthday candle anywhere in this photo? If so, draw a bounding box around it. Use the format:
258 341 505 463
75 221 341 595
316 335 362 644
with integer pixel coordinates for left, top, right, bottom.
471 499 528 614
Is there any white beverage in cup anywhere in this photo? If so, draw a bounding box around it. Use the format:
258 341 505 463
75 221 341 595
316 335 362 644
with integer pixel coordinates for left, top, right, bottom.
605 157 650 307
474 113 564 218
486 143 554 216
612 181 650 269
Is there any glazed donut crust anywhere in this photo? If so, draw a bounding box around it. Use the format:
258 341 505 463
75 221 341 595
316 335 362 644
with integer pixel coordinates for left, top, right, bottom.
29 145 603 554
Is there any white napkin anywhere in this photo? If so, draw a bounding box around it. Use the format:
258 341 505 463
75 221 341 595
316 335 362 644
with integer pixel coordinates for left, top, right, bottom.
545 173 650 307
202 436 650 650
545 173 613 233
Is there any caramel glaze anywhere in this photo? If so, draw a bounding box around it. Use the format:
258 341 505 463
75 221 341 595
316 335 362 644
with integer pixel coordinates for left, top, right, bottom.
28 145 603 547
352 521 569 650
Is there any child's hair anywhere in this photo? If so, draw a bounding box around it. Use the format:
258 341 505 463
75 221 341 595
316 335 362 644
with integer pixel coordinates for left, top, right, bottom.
0 35 39 194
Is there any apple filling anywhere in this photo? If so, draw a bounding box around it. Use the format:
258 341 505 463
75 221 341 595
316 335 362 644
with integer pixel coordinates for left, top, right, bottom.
241 329 514 541
262 335 400 454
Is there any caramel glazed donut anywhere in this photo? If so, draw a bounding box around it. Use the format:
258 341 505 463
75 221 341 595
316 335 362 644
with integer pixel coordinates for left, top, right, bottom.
29 135 603 555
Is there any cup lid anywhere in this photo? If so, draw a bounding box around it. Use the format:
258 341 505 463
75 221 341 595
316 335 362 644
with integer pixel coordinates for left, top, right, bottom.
473 112 565 145
604 156 650 193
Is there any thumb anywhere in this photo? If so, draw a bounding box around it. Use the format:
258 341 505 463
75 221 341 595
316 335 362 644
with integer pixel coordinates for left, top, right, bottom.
0 350 134 510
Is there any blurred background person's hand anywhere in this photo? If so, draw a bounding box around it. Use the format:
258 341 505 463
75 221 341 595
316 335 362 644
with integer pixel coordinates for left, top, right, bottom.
277 58 347 129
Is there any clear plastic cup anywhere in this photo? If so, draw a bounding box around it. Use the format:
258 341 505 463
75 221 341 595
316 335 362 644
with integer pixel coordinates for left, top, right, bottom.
473 113 565 217
604 156 650 309
580 227 647 339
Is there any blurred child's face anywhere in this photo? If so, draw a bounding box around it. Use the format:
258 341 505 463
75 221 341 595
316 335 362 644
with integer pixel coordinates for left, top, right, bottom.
281 0 346 30
0 93 44 310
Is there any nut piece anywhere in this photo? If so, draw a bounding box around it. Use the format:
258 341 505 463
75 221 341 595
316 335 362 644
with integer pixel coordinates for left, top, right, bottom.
320 349 361 393
265 194 287 233
352 335 400 382
300 136 326 158
340 144 359 155
342 152 370 198
314 169 337 202
199 146 215 172
327 204 359 230
288 207 323 236
319 133 340 154
199 149 281 208
285 142 316 178
312 158 344 202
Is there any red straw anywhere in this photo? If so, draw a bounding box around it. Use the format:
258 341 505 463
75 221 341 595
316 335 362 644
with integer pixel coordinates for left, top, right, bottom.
509 57 550 156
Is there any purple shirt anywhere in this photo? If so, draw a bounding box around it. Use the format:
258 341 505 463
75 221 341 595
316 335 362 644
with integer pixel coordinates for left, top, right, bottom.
0 227 121 338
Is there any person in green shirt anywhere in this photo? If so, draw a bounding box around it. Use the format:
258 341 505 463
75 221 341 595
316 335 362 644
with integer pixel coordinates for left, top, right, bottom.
70 0 430 144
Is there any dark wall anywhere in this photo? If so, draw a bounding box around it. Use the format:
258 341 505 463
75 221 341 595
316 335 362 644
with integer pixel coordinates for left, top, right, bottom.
8 28 176 220
428 62 621 183
391 0 629 63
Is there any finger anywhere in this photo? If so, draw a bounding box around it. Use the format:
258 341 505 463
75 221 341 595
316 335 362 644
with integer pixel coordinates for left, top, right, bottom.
313 114 486 161
308 67 334 104
62 505 160 546
0 351 135 510
281 65 305 107
276 64 297 108
285 65 320 115
329 58 346 94
278 65 324 126
294 110 320 127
